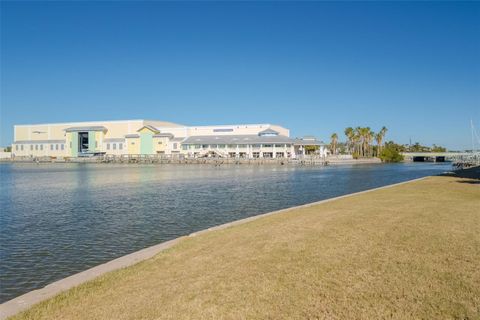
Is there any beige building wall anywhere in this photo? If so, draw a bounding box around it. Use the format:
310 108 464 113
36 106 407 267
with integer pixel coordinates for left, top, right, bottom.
11 120 291 158
13 120 152 143
126 137 140 154
12 120 178 157
13 141 67 157
153 137 170 153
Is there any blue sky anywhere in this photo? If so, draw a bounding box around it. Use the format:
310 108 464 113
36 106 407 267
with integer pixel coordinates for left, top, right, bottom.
1 1 479 150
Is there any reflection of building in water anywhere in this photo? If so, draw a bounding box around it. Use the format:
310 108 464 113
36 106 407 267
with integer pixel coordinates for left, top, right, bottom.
12 119 326 159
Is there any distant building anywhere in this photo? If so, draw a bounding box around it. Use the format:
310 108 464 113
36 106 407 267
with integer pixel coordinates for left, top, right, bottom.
11 119 325 159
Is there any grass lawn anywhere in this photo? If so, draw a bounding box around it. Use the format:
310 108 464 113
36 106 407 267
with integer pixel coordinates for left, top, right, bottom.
11 175 480 319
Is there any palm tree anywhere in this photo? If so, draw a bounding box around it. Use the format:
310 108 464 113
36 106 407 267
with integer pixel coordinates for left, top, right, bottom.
367 129 375 157
330 133 338 155
344 127 354 153
375 132 383 156
357 127 367 157
353 127 362 156
376 126 388 156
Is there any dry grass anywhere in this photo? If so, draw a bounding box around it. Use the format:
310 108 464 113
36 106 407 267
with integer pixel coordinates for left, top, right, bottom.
12 176 480 319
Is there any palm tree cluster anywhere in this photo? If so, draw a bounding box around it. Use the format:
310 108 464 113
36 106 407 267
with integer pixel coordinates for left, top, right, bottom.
331 126 387 157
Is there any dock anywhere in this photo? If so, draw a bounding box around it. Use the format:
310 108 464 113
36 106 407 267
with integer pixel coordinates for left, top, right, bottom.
8 154 330 166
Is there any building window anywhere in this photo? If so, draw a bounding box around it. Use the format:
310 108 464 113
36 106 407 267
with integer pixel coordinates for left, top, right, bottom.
202 144 208 149
21 145 24 151
263 144 273 148
107 143 110 150
15 145 18 151
252 152 260 158
56 144 59 150
252 144 261 148
113 143 116 150
119 143 123 150
195 144 201 149
275 144 284 148
50 144 54 150
218 144 226 148
40 145 43 151
35 145 38 150
182 145 188 150
173 143 177 149
157 141 162 145
238 144 246 148
61 144 64 150
30 145 33 151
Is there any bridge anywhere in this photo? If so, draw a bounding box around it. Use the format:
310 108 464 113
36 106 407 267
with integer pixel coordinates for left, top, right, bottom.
401 152 479 165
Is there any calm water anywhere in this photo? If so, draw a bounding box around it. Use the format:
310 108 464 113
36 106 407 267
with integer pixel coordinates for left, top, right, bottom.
0 162 452 303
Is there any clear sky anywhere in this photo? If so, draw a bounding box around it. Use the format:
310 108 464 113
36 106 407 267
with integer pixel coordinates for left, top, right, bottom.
1 1 479 150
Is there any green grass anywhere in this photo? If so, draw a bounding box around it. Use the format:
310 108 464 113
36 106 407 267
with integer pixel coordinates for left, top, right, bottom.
11 176 480 319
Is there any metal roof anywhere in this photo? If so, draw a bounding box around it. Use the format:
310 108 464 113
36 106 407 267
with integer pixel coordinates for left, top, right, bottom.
293 138 326 146
152 133 174 138
13 140 66 144
137 125 160 133
104 138 125 143
65 126 108 132
125 134 140 138
182 135 295 145
258 128 279 135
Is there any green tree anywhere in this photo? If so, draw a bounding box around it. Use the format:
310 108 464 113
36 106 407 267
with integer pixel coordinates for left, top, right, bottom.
379 141 404 162
431 144 447 152
304 145 319 154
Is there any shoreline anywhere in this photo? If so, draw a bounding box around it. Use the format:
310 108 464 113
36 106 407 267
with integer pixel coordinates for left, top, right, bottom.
1 157 382 166
0 176 429 319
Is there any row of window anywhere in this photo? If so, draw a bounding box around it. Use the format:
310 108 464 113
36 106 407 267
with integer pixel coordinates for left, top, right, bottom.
106 143 123 150
15 144 65 151
14 142 291 153
182 144 291 150
252 152 286 158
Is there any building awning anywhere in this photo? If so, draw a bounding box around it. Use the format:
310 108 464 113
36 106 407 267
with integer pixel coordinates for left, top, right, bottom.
125 134 140 138
65 126 108 133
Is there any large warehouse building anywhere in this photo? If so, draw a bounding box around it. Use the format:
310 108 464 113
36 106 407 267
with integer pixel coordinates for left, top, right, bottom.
11 119 325 159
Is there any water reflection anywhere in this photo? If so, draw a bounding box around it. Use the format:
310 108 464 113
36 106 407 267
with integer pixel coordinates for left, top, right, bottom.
0 162 451 302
